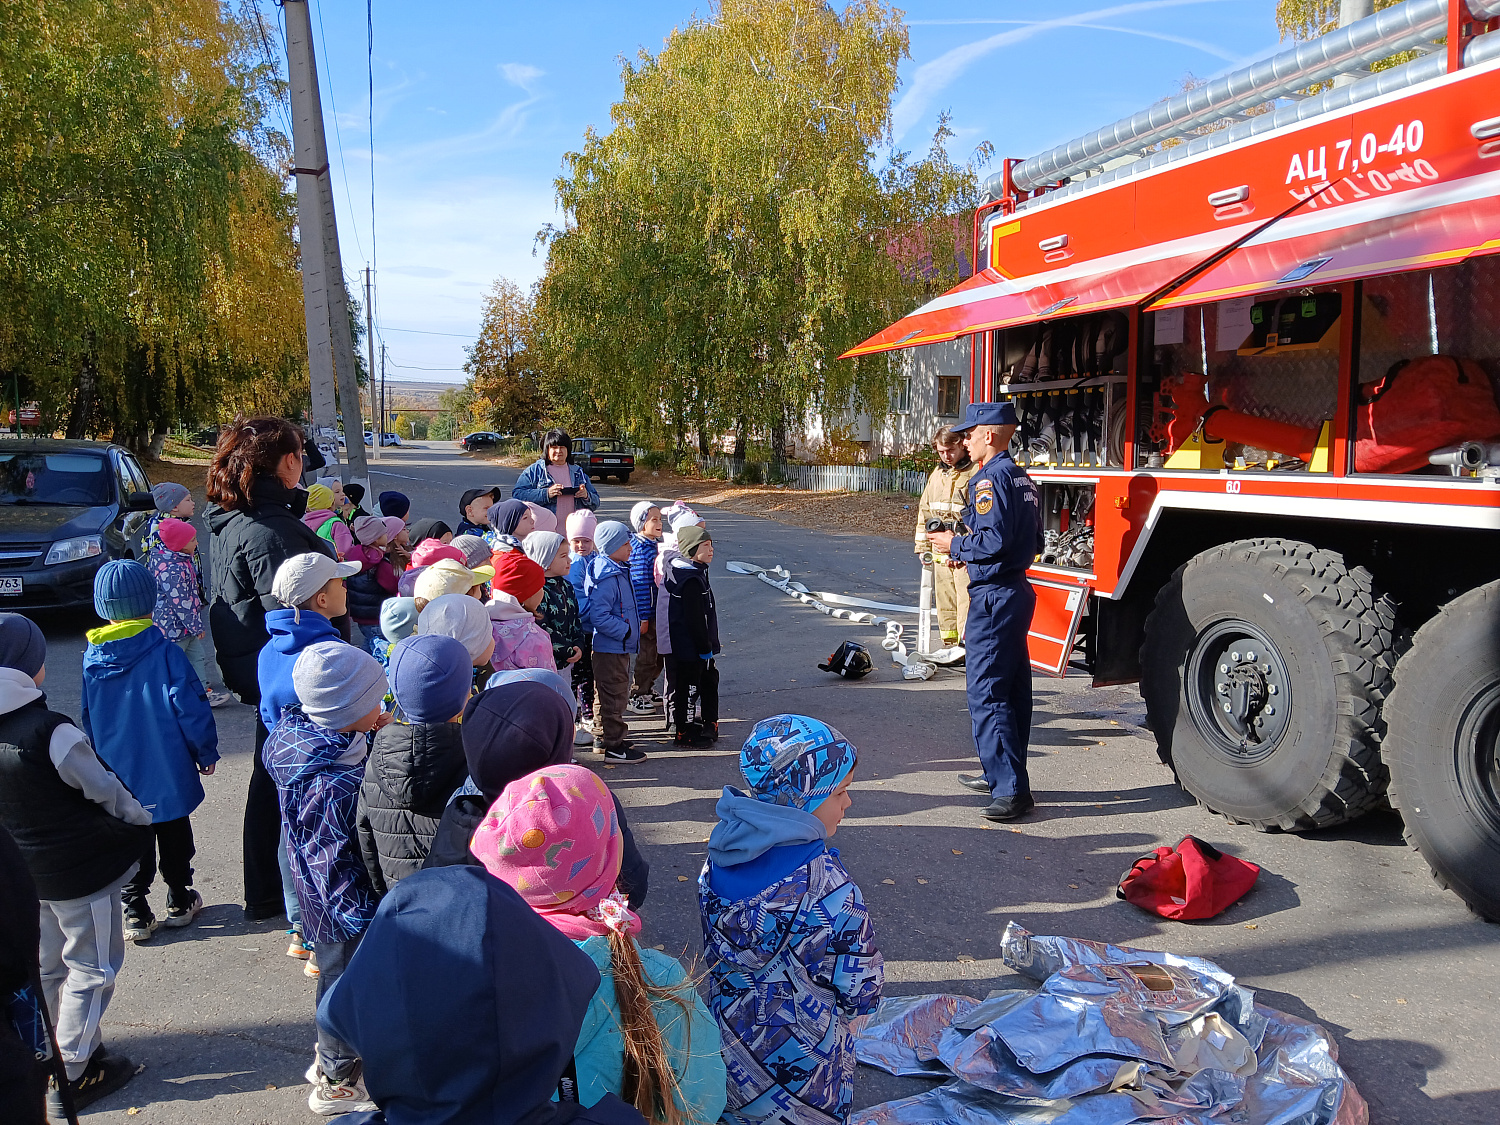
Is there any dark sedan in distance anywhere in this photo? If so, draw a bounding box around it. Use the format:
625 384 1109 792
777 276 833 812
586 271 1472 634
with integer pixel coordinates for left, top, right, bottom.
571 437 634 483
460 431 504 452
0 441 158 611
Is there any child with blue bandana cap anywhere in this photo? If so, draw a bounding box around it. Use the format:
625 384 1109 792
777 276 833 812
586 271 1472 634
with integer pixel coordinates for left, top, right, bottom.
698 714 884 1125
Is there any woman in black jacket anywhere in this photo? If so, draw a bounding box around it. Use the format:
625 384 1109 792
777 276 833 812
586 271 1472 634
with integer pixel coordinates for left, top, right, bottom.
206 416 335 922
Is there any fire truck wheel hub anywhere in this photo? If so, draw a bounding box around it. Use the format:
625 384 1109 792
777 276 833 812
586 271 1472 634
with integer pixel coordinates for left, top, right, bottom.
1455 684 1500 832
1189 623 1292 761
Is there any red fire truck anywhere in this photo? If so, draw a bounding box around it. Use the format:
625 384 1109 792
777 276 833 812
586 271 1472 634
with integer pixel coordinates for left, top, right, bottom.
848 1 1500 918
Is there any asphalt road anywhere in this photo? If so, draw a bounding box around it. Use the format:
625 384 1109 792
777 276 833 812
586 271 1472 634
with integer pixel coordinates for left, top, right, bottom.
30 443 1499 1124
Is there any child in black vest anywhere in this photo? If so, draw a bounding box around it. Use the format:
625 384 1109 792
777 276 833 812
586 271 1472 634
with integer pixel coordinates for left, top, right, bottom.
0 613 152 1116
664 525 720 748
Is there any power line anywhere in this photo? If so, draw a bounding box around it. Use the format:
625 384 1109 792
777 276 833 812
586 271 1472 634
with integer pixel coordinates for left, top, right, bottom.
312 0 367 264
253 5 294 145
377 326 475 338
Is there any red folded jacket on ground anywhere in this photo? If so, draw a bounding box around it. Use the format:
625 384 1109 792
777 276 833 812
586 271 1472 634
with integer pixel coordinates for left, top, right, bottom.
1116 836 1260 921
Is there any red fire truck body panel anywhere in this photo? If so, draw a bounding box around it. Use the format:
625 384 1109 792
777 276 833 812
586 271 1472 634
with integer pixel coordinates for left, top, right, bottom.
844 60 1500 358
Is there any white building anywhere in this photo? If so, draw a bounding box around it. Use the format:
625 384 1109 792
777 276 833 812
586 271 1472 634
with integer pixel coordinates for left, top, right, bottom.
797 335 972 459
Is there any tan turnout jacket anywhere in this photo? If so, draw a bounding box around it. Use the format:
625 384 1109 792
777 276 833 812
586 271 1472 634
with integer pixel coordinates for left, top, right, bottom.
914 459 977 554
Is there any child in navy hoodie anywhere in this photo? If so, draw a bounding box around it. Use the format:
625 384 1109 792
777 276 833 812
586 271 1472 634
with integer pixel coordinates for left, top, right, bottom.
665 525 720 749
259 552 361 968
81 560 218 943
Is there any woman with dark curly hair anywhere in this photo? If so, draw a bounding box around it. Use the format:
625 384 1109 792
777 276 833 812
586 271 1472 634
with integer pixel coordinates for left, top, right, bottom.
206 416 335 922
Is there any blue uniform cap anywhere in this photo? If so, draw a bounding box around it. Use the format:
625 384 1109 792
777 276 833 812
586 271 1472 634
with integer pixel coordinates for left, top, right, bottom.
950 400 1019 432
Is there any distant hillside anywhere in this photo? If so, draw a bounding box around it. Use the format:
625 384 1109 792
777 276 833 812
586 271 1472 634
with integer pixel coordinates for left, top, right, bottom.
382 380 454 410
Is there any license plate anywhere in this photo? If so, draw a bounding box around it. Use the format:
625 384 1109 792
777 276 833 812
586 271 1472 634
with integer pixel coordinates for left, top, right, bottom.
603 458 621 464
0 577 22 595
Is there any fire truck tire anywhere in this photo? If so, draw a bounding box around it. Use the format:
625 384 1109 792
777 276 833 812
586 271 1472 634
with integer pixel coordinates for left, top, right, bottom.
1140 538 1401 831
1384 581 1500 922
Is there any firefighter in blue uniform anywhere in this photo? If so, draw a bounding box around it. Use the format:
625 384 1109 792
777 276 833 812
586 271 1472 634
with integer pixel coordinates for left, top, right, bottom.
927 400 1043 821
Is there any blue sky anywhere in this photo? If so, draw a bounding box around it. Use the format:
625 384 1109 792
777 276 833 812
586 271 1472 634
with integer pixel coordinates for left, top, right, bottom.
277 1 1283 384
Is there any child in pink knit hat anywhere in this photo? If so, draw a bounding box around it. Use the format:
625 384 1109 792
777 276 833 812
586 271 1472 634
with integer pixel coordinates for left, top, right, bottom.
472 765 725 1125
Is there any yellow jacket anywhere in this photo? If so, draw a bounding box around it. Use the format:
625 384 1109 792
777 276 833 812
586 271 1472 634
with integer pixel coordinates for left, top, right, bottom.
914 459 976 552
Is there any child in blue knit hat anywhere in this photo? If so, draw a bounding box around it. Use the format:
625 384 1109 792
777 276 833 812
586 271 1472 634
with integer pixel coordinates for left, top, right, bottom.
82 559 219 943
699 714 883 1125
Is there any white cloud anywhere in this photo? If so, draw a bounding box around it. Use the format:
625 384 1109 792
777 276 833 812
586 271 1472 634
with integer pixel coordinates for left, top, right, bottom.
499 62 545 93
892 0 1228 142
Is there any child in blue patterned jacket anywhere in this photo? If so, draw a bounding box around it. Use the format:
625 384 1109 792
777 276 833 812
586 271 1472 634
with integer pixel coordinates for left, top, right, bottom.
264 641 391 1116
699 714 883 1125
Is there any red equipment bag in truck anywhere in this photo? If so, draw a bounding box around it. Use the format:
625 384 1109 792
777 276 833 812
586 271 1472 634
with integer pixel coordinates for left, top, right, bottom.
1355 355 1500 474
1116 836 1260 921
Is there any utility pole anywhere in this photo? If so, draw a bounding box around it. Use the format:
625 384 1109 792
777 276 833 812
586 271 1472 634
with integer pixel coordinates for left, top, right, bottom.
380 344 388 445
364 267 381 461
1335 0 1376 85
283 0 370 487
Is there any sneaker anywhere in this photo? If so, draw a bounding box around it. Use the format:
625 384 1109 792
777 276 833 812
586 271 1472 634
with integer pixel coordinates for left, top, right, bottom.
305 1061 375 1116
287 929 312 960
707 721 720 743
207 689 235 708
46 1045 136 1117
304 950 320 979
163 888 203 928
601 743 648 762
573 725 595 747
122 911 157 944
625 695 656 716
647 691 664 705
674 728 713 750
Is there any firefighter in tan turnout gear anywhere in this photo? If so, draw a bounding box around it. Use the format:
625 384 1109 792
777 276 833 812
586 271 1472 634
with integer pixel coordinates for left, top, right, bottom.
914 426 976 645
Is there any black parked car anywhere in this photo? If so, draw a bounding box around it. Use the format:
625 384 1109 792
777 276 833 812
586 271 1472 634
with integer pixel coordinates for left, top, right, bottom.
571 438 634 483
461 431 503 452
0 441 158 611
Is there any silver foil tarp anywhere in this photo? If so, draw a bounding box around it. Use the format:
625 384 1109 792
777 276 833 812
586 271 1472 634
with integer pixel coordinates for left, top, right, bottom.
850 924 1366 1125
853 994 983 1077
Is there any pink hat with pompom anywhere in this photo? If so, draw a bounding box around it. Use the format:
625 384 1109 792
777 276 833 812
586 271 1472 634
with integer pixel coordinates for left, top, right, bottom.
469 764 639 941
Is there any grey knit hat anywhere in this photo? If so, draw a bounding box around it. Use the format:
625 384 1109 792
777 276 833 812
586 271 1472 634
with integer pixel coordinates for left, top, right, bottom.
522 531 565 570
151 482 190 513
593 520 632 558
292 641 389 730
451 534 491 569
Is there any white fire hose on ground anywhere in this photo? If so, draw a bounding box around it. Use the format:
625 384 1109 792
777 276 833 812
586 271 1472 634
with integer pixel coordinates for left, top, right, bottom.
725 561 965 681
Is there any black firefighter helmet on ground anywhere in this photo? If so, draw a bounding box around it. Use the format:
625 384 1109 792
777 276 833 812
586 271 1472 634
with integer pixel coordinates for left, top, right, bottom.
819 640 873 679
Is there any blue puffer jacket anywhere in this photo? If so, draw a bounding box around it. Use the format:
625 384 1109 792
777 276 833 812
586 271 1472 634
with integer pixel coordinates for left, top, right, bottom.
627 534 658 621
568 551 594 632
81 621 219 824
511 459 600 513
264 705 378 944
257 608 345 732
583 554 638 655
